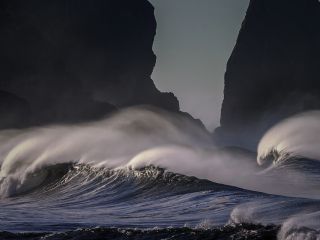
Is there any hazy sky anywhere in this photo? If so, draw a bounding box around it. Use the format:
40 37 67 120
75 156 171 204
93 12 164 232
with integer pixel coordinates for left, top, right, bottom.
149 0 249 129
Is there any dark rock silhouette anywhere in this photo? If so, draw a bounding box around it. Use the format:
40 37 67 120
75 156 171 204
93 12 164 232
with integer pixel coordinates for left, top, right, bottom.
0 0 179 128
218 0 320 148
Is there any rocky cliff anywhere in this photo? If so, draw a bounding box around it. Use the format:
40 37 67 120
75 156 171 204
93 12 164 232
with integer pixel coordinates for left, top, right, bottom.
0 0 179 128
218 0 320 148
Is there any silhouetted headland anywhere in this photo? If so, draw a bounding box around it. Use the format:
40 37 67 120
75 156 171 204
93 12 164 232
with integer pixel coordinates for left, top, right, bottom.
216 0 320 148
0 0 180 128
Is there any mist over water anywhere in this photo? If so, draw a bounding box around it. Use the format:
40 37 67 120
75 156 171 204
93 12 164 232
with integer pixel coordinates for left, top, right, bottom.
2 108 320 197
2 108 320 239
258 111 320 166
0 107 257 197
0 106 313 199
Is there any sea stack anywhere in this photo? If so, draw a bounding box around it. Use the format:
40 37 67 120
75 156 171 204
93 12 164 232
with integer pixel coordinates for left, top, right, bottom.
218 0 320 148
0 0 179 128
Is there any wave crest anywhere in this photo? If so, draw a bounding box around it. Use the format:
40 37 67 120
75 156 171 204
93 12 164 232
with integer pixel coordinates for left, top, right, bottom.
3 108 320 199
258 111 320 166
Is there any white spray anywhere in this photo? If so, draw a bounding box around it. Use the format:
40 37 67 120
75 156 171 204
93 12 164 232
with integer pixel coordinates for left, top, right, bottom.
0 107 259 197
258 111 320 166
2 107 320 198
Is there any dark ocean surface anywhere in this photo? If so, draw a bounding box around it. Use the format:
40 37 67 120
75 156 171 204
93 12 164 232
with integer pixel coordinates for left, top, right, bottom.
1 109 320 240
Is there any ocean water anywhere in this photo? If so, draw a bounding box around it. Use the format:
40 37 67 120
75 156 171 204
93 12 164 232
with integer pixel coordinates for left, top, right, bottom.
1 108 320 240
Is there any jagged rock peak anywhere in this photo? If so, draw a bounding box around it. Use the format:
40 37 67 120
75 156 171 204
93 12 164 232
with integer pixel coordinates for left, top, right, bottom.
218 0 320 148
0 0 179 128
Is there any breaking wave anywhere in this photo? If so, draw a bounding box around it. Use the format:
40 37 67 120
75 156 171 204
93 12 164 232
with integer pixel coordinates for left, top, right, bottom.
2 108 320 239
0 107 260 198
258 111 320 166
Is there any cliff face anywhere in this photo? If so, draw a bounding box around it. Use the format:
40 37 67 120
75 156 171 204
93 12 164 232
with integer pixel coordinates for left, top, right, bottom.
219 0 320 147
0 0 179 128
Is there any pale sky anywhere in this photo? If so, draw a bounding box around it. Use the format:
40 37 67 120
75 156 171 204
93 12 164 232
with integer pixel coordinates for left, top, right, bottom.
149 0 249 130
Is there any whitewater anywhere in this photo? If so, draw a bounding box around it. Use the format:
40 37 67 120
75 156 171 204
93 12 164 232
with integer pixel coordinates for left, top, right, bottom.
1 107 320 239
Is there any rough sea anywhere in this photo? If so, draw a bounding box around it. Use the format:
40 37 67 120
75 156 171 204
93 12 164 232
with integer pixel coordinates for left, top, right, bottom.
1 108 320 240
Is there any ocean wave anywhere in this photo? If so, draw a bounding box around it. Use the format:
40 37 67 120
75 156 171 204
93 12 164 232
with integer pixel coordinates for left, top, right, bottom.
278 211 320 240
2 164 231 199
0 164 253 232
2 108 320 199
2 108 320 238
258 111 320 166
0 107 259 198
0 224 280 240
